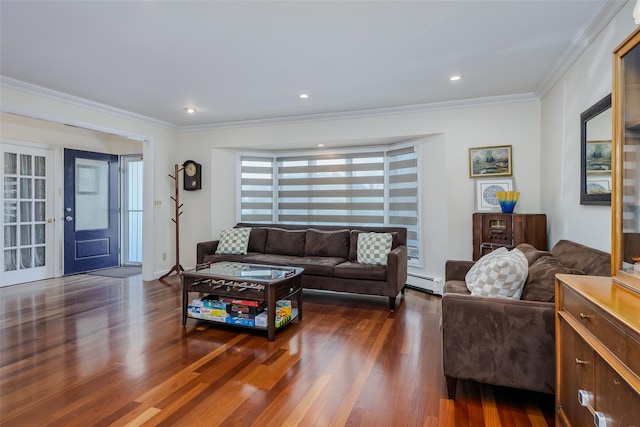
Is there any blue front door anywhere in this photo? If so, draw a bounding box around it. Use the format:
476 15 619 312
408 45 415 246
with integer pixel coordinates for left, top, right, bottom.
63 149 119 274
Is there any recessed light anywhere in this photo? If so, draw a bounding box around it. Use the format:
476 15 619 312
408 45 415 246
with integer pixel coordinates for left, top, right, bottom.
317 143 324 147
185 107 196 114
299 93 309 99
449 75 461 81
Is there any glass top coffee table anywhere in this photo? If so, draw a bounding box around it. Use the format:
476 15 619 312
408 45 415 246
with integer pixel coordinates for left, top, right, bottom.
181 261 304 341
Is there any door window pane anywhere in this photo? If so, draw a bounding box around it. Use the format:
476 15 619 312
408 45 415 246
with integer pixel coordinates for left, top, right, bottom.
35 224 45 244
20 248 32 269
20 201 32 222
4 177 17 199
4 152 17 174
20 154 31 176
4 249 16 271
20 178 32 198
34 201 45 221
34 156 45 177
4 201 17 223
4 225 16 247
34 178 45 199
20 224 31 245
75 160 109 230
34 247 45 267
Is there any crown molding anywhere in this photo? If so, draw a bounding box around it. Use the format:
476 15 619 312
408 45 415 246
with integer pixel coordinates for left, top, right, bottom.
0 76 177 131
536 0 627 98
179 93 540 131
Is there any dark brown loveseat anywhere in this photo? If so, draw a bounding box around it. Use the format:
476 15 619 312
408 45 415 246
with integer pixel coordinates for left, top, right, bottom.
441 240 610 399
196 223 408 311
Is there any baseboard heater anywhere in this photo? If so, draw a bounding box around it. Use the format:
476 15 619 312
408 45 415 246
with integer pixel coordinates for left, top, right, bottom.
405 273 443 296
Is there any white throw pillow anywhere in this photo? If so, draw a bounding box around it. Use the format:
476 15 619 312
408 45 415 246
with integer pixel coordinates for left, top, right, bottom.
468 248 528 299
357 232 393 265
465 247 508 292
215 228 251 255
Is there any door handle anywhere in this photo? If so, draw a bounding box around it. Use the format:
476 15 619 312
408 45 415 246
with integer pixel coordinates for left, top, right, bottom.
47 218 55 223
65 216 73 222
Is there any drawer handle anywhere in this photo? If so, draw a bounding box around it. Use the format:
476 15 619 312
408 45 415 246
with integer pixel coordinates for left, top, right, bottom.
579 312 590 320
575 358 589 365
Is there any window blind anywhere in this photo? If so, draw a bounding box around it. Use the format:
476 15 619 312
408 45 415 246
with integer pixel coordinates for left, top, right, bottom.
276 152 385 225
240 156 275 223
239 145 421 264
387 146 420 263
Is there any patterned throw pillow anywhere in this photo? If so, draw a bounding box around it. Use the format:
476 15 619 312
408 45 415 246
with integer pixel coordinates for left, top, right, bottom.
465 247 508 292
357 232 393 265
215 228 251 255
467 248 529 299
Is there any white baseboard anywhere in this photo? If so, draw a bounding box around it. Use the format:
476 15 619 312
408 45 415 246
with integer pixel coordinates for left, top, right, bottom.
406 273 443 295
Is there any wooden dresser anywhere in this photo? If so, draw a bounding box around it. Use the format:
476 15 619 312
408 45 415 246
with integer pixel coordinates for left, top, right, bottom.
472 213 547 260
555 274 640 426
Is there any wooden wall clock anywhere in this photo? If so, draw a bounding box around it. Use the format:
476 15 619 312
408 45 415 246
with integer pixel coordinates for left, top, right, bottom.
182 160 202 190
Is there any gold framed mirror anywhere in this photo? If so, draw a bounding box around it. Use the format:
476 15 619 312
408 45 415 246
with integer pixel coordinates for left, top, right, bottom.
612 27 640 289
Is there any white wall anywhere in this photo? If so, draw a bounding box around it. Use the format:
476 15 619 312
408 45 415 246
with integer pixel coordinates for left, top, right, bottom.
181 99 542 281
0 86 179 280
540 1 638 253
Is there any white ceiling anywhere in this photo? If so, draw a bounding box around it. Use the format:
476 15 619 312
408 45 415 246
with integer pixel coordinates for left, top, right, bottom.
0 1 627 129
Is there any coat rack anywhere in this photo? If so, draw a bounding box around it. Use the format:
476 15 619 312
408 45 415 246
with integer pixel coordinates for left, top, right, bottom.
160 164 184 280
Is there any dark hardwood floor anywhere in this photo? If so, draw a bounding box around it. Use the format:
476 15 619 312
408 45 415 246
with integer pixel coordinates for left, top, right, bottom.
0 274 555 426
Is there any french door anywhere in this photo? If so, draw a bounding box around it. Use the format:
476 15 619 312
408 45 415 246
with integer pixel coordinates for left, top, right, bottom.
1 142 55 286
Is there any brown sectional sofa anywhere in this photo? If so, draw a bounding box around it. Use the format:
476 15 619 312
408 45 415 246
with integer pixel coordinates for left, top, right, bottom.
196 223 408 311
441 240 610 399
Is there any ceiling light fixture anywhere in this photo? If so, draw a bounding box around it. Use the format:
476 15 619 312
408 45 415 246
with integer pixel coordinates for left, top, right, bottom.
185 107 196 114
449 75 461 81
317 144 325 147
299 93 309 99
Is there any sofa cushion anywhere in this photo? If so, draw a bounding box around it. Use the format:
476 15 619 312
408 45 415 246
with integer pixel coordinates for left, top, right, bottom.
467 248 528 299
265 228 306 256
334 261 388 281
521 256 584 302
215 227 251 255
516 243 552 266
551 239 611 276
357 232 393 265
305 228 350 258
443 280 471 295
349 230 400 260
465 247 509 292
247 227 269 253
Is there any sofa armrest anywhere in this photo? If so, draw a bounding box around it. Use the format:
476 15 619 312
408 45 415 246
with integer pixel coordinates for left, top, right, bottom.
387 245 408 294
196 240 219 264
441 293 555 395
445 260 475 282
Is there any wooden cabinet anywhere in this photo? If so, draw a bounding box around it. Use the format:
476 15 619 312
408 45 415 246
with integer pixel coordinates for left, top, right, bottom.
555 275 640 426
472 213 547 260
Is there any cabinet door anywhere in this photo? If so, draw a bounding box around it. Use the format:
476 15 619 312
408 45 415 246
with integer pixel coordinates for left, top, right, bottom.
595 356 640 427
559 319 595 426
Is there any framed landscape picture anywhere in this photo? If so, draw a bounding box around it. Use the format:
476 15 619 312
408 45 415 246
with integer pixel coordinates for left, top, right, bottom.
585 140 612 173
476 178 513 211
469 145 512 178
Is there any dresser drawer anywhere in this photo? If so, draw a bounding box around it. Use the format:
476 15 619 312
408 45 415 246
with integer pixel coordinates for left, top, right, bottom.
558 319 595 426
562 286 627 361
595 356 640 425
627 335 640 375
